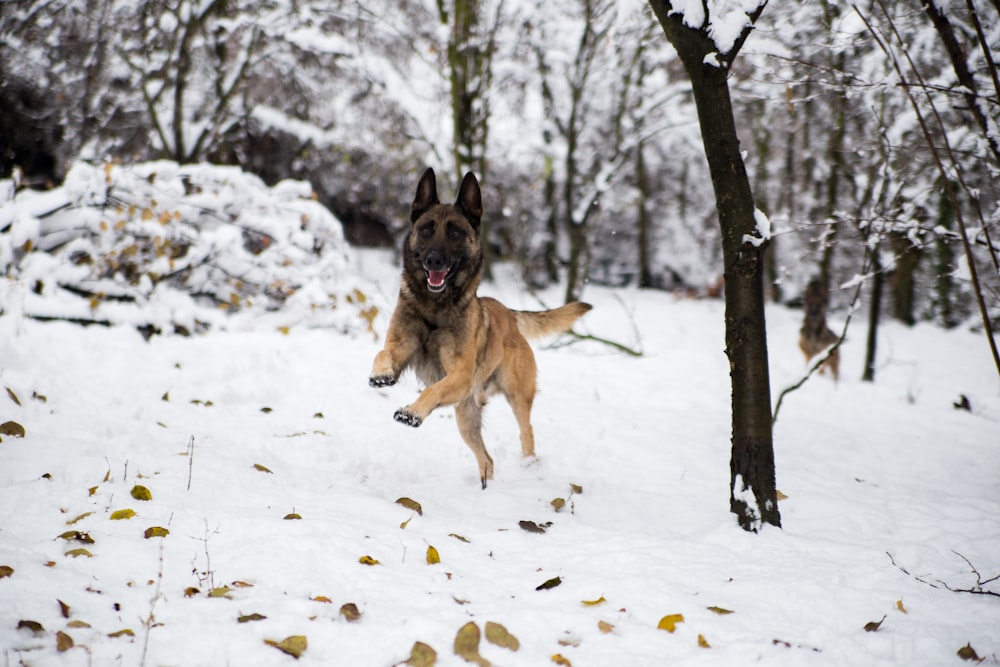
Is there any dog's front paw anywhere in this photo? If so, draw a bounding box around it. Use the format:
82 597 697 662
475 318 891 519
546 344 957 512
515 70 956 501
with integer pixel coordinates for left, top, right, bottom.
369 374 397 388
393 408 422 427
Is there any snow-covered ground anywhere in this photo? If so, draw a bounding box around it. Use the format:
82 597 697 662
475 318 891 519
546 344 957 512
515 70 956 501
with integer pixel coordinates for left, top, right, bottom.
1 244 998 666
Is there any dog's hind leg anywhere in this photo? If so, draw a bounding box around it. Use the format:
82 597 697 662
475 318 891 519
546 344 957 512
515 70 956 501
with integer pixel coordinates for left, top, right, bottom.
455 397 494 488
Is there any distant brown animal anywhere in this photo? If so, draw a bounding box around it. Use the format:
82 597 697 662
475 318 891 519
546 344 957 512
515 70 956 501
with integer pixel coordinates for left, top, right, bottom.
369 167 591 487
799 279 840 381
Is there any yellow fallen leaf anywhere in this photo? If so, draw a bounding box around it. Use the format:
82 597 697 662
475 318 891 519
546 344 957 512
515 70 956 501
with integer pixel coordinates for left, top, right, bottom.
453 621 488 666
359 555 380 566
66 620 90 628
698 634 711 648
426 545 441 565
265 635 307 659
551 498 566 512
110 509 136 520
896 599 907 614
66 512 94 526
484 621 519 651
208 586 231 598
776 489 789 500
597 620 614 634
58 531 94 544
311 595 333 604
144 526 169 539
108 628 135 638
581 596 606 606
551 654 572 666
253 463 273 473
284 512 302 520
130 485 152 501
400 516 412 529
238 613 266 623
657 613 685 633
405 641 438 667
65 548 93 558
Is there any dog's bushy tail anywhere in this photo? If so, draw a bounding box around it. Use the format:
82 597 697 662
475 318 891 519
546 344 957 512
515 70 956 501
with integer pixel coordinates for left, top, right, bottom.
514 302 592 341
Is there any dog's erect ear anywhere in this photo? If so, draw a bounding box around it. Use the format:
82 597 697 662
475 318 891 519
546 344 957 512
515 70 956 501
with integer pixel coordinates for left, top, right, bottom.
411 167 439 223
456 171 482 229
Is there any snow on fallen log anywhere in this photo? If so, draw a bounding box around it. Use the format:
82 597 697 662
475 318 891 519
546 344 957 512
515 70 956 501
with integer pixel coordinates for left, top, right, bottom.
0 161 386 338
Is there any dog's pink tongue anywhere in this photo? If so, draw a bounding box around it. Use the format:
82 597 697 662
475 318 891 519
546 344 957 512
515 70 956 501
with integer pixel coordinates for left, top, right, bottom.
428 270 448 288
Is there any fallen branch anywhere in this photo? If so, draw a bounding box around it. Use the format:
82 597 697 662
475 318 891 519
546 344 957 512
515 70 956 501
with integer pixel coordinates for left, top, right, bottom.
887 550 1000 598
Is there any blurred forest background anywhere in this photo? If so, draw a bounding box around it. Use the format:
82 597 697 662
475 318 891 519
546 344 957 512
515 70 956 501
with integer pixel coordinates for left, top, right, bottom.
2 0 998 328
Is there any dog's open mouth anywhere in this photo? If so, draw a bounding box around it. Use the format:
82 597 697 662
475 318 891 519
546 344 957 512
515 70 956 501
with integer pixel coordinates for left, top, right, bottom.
425 267 452 293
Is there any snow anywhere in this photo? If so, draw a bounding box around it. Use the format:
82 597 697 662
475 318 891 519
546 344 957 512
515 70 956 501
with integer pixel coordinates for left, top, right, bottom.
2 232 999 665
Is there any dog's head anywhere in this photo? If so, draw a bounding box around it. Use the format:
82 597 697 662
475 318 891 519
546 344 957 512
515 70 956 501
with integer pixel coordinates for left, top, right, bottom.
405 167 483 295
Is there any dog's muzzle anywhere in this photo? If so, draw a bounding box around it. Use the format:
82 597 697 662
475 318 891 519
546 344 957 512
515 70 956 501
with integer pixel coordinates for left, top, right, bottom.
423 251 453 293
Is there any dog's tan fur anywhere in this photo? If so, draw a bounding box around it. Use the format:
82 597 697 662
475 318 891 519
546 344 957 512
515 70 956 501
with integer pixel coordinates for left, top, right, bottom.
799 279 840 381
370 168 591 487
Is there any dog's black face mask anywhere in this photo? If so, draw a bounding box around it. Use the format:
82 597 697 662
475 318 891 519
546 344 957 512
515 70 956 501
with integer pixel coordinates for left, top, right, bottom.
406 168 483 295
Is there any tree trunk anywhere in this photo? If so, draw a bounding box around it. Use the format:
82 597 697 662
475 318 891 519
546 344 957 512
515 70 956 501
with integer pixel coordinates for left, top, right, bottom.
862 247 883 382
637 139 653 288
650 0 780 531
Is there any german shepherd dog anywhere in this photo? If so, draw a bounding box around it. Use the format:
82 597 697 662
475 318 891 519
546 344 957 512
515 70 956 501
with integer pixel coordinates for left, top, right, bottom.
799 279 840 381
369 168 591 487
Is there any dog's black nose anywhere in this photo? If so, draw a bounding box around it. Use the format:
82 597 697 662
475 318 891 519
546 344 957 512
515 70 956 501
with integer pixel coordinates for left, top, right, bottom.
424 250 446 271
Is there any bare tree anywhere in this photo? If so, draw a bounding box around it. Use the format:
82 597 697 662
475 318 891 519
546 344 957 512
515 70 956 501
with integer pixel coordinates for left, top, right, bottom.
649 0 780 531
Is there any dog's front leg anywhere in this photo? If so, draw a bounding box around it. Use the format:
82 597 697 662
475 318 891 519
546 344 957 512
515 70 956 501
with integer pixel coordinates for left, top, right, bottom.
394 351 476 428
369 316 419 388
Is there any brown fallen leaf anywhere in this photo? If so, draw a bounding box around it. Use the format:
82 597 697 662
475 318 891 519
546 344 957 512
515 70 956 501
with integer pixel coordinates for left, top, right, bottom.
253 463 273 473
144 526 169 539
551 654 572 666
66 620 90 628
108 628 135 638
597 620 614 634
238 613 267 623
58 530 94 544
706 605 734 615
0 565 13 579
895 599 907 614
340 603 362 622
698 633 711 648
56 630 74 652
58 599 70 618
0 421 25 438
957 643 981 661
535 576 562 591
5 387 21 405
519 520 549 534
18 620 45 634
863 615 886 632
396 497 423 515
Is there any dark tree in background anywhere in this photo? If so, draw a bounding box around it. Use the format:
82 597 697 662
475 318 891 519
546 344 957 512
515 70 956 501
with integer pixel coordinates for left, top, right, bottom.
649 0 780 531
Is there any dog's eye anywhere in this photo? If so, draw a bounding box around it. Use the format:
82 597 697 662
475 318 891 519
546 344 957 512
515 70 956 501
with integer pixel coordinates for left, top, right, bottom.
446 224 464 240
418 223 434 238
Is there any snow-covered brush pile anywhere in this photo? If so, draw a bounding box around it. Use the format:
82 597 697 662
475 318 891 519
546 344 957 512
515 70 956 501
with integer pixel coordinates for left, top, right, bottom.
0 161 383 338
